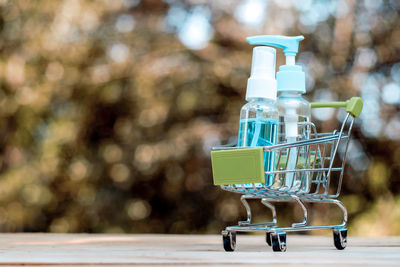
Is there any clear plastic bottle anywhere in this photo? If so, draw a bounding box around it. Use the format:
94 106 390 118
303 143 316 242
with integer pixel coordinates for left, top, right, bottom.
237 46 278 187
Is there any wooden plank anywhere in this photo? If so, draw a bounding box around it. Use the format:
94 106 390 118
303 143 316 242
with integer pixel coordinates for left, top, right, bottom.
0 234 399 266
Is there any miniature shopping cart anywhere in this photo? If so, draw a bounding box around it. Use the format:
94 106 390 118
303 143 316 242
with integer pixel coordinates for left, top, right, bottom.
211 97 363 252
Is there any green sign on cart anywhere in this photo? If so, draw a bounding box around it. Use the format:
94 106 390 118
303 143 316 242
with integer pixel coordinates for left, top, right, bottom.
211 147 265 185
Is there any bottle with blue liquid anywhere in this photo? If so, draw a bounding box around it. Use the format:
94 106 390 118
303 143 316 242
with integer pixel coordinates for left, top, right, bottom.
237 46 278 187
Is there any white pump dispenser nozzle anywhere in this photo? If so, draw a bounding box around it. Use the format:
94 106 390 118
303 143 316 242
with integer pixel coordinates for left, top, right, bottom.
245 46 277 101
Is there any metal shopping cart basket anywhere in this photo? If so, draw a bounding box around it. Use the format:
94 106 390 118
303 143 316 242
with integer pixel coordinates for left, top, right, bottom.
210 97 363 252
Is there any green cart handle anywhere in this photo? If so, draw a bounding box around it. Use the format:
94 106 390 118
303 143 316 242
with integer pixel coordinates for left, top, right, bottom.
311 97 363 118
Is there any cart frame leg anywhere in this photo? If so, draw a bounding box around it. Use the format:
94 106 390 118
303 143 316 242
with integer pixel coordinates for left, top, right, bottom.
291 195 308 227
237 195 277 227
238 195 252 226
261 198 277 225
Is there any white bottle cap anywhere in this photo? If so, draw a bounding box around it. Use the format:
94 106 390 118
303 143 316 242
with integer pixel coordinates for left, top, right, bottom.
246 46 277 101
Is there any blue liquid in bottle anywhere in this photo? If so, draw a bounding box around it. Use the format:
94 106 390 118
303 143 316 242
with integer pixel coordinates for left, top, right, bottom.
237 118 278 187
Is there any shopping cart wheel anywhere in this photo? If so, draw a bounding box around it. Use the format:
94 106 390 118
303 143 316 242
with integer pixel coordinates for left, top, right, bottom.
222 230 236 252
333 228 347 250
265 232 272 246
270 232 287 252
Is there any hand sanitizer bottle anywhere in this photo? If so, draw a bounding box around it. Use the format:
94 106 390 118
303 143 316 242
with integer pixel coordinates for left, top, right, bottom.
246 36 311 193
237 46 279 187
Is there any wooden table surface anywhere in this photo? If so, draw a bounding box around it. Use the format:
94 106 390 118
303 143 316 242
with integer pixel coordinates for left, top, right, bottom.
0 233 399 266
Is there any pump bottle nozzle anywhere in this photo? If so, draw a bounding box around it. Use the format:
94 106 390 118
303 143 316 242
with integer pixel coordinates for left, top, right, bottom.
246 35 304 65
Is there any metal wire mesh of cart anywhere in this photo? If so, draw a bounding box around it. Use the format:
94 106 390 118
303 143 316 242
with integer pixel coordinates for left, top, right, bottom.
216 113 353 199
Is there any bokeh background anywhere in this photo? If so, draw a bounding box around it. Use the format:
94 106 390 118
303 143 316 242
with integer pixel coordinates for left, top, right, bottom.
0 0 399 236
